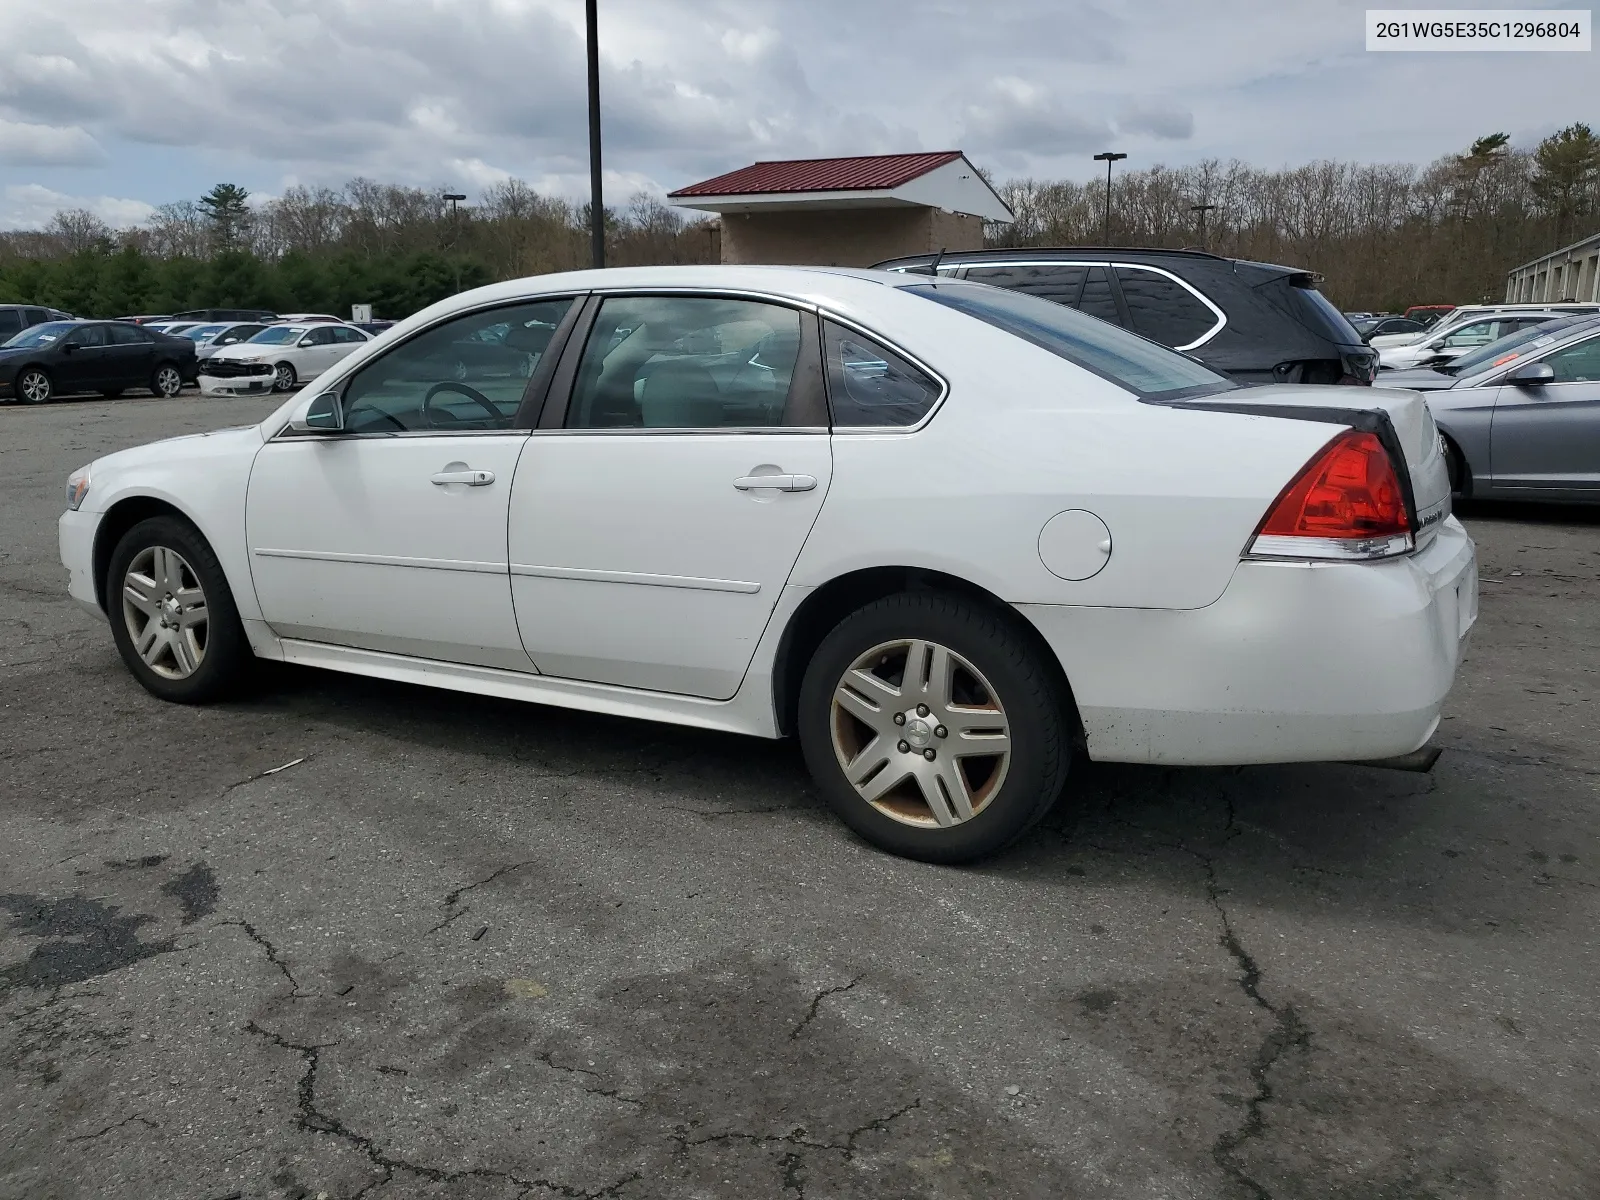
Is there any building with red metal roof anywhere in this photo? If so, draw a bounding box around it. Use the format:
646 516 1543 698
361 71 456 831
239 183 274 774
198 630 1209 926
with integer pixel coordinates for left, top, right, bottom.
667 151 1011 267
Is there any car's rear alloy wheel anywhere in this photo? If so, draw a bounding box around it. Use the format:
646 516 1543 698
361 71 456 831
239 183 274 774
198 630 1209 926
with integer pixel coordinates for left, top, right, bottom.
151 365 183 397
799 592 1071 863
273 362 297 392
108 516 251 703
18 368 51 404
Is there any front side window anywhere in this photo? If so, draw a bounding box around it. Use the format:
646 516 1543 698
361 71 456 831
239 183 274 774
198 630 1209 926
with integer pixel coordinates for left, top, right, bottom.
1115 267 1218 348
822 320 941 427
566 295 802 430
333 326 368 343
904 280 1233 402
302 327 337 347
1543 335 1600 383
1441 320 1503 349
341 298 573 434
64 324 109 348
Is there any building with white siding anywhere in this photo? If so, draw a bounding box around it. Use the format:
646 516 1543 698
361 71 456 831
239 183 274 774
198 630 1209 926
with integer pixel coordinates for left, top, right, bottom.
1505 230 1600 303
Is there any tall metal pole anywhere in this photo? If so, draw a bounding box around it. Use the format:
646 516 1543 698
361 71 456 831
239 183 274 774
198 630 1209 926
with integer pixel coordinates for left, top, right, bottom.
1189 202 1217 251
586 0 605 269
444 192 466 294
1093 152 1126 244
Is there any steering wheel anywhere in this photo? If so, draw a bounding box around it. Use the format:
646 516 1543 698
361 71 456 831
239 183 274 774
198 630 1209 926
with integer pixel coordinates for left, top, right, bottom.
423 381 501 427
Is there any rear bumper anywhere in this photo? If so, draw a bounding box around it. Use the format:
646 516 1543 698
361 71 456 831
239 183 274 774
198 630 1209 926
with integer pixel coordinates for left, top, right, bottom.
1020 517 1478 765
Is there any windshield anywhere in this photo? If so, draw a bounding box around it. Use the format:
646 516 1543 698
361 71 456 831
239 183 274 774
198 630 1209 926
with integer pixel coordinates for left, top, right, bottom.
247 326 308 345
2 321 75 349
902 280 1234 401
183 323 230 341
1442 315 1600 376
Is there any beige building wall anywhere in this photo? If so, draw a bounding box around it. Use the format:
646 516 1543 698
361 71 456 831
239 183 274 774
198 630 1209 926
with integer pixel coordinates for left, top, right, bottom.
719 207 984 266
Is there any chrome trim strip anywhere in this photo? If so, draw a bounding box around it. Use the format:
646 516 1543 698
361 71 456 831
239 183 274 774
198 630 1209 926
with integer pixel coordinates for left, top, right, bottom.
253 547 505 574
510 563 760 593
906 258 1229 352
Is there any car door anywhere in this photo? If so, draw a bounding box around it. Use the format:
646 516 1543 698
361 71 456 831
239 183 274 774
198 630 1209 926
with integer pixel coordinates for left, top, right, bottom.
295 325 341 376
329 325 372 364
104 321 156 386
507 292 833 700
1490 331 1600 493
245 296 581 670
56 324 110 391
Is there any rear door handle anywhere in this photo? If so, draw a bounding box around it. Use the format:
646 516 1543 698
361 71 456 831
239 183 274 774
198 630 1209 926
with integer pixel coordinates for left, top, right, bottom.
431 469 495 486
733 473 817 492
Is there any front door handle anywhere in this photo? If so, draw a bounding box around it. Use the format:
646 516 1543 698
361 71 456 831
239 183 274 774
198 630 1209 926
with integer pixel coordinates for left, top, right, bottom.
431 469 495 486
733 473 817 492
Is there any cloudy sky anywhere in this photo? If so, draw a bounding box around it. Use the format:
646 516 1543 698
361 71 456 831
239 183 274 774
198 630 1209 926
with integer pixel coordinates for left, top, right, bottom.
0 0 1594 228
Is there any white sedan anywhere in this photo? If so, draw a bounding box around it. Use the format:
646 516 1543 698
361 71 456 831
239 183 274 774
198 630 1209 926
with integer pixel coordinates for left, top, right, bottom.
201 323 370 394
59 266 1477 862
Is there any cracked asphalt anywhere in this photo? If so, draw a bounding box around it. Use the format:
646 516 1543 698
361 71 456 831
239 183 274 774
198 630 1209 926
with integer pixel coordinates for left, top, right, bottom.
3 393 1599 1199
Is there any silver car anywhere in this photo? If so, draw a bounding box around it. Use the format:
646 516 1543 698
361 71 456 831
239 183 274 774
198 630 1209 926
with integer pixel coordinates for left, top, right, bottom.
1378 315 1600 501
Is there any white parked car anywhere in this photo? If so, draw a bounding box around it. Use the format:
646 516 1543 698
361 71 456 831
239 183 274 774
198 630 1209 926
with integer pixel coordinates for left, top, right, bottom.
201 323 371 394
1369 302 1600 350
59 266 1477 862
1378 312 1566 371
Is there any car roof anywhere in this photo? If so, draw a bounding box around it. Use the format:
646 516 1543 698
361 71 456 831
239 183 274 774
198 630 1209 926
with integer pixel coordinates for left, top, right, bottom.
872 245 1317 278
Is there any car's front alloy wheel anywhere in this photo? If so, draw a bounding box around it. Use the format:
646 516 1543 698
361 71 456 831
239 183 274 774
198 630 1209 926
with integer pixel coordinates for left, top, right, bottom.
798 592 1071 863
107 516 251 703
272 362 297 392
18 368 51 404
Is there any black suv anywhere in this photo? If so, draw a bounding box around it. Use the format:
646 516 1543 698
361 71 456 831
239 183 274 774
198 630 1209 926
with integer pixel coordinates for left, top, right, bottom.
0 303 76 342
874 247 1377 385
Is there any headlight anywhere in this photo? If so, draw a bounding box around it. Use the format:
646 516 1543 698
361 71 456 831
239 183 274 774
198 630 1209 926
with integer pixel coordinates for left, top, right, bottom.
65 465 91 511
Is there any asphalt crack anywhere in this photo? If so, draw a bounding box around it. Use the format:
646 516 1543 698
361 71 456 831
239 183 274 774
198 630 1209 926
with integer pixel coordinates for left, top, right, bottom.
532 1050 645 1107
443 860 538 907
790 974 865 1040
221 919 312 998
65 1113 159 1142
244 1021 639 1198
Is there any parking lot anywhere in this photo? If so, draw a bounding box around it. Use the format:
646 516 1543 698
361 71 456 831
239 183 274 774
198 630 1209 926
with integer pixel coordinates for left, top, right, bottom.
1 392 1597 1198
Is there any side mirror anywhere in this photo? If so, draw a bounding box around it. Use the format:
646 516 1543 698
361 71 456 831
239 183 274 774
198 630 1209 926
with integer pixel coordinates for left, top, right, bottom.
1506 361 1554 386
60 341 78 354
297 336 317 347
290 391 344 433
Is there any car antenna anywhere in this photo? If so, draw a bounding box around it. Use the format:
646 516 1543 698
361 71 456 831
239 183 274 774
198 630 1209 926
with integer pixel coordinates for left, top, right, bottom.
927 246 946 279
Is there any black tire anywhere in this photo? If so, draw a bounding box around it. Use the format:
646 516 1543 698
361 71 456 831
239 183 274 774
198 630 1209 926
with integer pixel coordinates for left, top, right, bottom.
150 363 183 397
272 362 297 392
100 388 125 399
17 367 51 405
797 591 1071 864
1444 437 1468 498
106 516 252 704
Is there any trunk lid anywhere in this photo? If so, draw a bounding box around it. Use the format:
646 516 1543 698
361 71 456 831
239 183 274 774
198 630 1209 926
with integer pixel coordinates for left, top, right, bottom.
1171 383 1451 550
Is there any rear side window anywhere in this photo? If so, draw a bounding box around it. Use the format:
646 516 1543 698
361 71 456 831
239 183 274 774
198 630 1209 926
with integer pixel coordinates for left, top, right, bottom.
822 320 942 427
107 322 149 344
1076 268 1122 325
1115 267 1218 348
904 281 1233 401
964 264 1087 304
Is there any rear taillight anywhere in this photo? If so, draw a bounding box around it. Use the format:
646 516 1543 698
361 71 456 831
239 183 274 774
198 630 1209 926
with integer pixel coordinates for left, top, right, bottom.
1248 429 1412 561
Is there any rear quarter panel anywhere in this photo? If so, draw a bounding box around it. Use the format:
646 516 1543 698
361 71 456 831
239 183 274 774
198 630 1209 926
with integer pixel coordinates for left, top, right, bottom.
789 289 1341 610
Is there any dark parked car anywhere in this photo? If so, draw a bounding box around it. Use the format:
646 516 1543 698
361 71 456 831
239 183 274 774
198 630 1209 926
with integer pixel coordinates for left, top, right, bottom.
0 304 75 342
0 320 198 404
1353 315 1426 341
354 320 397 336
117 314 174 325
168 307 279 323
874 247 1378 385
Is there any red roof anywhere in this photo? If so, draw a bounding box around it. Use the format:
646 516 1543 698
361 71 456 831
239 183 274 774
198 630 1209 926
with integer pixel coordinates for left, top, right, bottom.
669 151 965 198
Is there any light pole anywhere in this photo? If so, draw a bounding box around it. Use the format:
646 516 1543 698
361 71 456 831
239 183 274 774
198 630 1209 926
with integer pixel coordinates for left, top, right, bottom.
586 0 605 269
1093 151 1126 244
444 192 466 294
1189 202 1217 251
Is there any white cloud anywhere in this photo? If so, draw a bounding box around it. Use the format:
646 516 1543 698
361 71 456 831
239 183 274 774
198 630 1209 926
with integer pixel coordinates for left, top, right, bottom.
0 183 154 229
0 118 105 166
1117 106 1194 142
